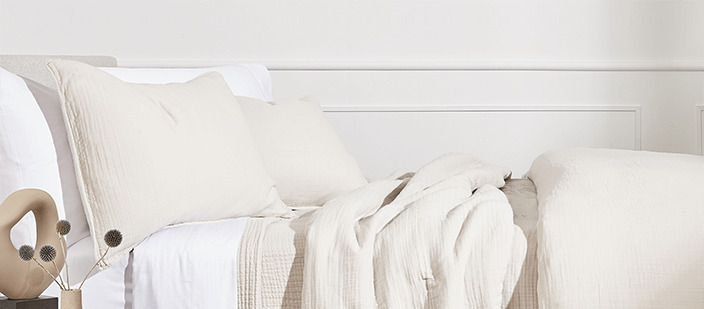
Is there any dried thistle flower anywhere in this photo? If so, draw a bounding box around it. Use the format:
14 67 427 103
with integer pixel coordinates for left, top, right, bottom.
56 220 71 236
104 230 122 248
18 245 35 261
39 245 57 262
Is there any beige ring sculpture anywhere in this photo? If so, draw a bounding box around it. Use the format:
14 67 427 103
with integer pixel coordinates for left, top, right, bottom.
0 189 65 299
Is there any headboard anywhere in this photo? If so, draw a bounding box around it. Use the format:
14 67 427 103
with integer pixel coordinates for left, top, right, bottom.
0 55 117 88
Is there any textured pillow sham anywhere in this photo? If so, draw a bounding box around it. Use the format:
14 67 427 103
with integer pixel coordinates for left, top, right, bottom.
0 68 65 249
25 63 276 249
237 95 367 206
48 60 292 268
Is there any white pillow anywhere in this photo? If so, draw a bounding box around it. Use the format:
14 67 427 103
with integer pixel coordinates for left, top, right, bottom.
0 68 66 248
48 60 292 268
236 95 367 206
22 76 89 246
100 64 273 102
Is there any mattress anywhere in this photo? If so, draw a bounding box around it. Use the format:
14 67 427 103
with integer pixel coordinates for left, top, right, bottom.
42 179 538 309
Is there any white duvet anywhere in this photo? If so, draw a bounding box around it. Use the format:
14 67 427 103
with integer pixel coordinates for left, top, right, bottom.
526 148 704 309
302 152 525 309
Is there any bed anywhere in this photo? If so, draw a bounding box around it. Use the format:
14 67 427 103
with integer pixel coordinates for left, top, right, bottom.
0 55 702 309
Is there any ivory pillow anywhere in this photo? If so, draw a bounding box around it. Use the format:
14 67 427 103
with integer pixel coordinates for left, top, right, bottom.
48 60 292 268
237 95 367 206
26 63 275 249
0 68 65 248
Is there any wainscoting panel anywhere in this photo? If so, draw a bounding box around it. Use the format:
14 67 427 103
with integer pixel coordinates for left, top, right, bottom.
324 106 640 178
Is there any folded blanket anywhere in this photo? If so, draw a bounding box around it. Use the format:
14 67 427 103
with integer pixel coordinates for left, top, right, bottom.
501 179 539 309
526 148 704 309
302 152 524 309
238 210 314 309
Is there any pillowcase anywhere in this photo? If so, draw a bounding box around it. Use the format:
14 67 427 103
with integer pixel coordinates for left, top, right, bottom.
0 68 66 248
236 95 367 206
24 63 275 248
22 76 89 247
47 60 292 269
100 64 273 102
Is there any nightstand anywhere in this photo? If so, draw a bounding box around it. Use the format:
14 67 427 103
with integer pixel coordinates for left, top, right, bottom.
0 296 57 309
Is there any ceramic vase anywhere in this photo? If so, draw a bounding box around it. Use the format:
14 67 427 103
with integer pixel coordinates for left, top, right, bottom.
61 289 82 309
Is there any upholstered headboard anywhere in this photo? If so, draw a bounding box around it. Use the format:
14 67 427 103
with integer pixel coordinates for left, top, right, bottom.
0 55 117 88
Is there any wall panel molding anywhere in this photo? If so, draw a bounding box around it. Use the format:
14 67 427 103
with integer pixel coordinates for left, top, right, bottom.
323 105 642 177
698 105 704 155
323 105 642 151
118 60 704 72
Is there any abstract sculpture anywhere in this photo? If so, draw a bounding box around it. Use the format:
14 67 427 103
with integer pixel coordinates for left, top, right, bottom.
0 189 65 299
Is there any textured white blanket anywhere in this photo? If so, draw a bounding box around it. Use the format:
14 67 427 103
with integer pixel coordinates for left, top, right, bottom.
302 153 525 309
526 148 704 309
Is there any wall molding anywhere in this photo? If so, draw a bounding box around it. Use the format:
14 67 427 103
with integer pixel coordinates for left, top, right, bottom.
698 105 704 155
322 105 642 150
118 60 704 72
321 105 640 112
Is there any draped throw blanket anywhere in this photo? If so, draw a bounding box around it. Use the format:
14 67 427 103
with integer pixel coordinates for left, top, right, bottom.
302 152 525 309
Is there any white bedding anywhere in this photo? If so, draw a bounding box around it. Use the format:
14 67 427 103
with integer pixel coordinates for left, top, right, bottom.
42 156 544 309
43 217 250 309
46 147 702 309
237 179 540 309
501 179 539 309
526 148 704 309
301 152 524 309
235 153 527 309
131 217 249 309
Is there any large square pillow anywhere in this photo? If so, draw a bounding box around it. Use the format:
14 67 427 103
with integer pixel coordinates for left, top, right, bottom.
0 68 65 248
236 95 367 206
29 63 276 248
48 60 292 268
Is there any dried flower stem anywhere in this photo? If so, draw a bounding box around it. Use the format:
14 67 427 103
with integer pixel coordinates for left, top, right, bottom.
51 260 67 290
59 235 70 288
32 259 64 290
78 248 109 290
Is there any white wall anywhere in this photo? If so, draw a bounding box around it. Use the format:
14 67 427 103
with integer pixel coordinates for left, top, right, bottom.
2 1 702 64
2 0 702 176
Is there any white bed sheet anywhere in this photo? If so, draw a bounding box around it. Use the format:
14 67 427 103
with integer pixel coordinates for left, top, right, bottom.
44 216 249 309
132 217 249 309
